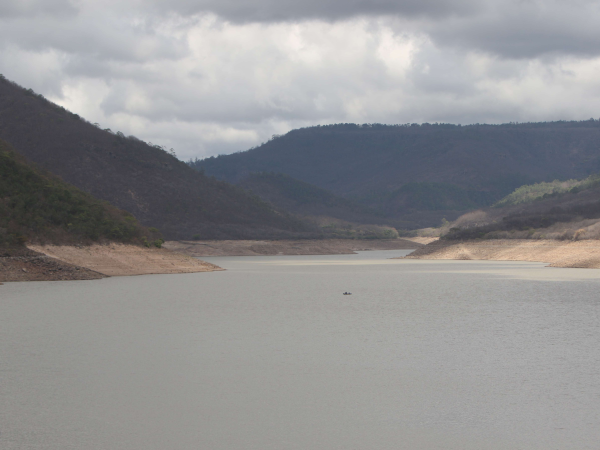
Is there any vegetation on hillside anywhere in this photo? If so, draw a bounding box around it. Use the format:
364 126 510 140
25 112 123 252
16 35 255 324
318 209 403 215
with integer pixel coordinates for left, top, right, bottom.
494 174 600 207
443 198 600 241
0 140 162 247
191 121 600 227
0 75 314 240
237 172 387 223
233 172 403 238
365 182 493 212
442 171 600 241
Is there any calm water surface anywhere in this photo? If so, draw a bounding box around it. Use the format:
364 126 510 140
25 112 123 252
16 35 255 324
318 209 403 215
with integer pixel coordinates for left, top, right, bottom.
1 250 600 449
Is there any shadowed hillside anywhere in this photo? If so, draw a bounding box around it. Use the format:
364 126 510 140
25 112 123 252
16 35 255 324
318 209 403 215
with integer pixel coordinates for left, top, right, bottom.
238 172 387 224
0 139 160 247
192 121 600 226
0 75 313 240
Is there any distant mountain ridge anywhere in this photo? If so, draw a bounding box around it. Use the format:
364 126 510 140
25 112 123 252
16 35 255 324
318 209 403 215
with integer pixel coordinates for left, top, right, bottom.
0 75 313 240
193 121 600 226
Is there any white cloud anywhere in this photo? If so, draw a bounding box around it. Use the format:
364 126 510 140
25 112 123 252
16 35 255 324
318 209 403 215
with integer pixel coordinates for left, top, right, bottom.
1 1 600 160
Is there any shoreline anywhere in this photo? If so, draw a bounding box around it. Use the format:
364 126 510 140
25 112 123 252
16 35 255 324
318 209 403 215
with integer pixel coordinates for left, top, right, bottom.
28 243 223 277
0 251 106 282
6 238 600 282
164 238 426 257
403 239 600 268
2 238 428 283
1 244 222 283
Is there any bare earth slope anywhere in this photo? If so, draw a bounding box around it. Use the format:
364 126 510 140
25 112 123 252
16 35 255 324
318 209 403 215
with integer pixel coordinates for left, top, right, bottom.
405 239 600 268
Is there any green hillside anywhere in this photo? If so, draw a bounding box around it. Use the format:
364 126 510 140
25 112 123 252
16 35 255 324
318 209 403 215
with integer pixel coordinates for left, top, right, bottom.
0 75 313 240
0 140 160 247
494 174 600 207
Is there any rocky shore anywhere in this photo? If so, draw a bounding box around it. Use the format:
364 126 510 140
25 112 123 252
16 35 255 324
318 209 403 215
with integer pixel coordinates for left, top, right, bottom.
404 239 600 268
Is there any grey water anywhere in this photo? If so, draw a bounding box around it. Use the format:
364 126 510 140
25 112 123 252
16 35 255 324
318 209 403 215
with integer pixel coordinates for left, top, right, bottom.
1 250 600 449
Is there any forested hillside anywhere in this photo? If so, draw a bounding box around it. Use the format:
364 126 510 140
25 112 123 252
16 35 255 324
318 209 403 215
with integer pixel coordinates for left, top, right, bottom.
238 172 387 224
0 140 160 247
0 75 312 240
193 121 600 225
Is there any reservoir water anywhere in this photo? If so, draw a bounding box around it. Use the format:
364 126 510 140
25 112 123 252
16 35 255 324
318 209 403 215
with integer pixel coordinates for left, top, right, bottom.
1 250 600 449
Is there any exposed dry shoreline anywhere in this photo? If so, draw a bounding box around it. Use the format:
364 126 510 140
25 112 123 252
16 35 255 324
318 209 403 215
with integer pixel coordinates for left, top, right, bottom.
1 244 222 283
404 239 600 268
29 244 223 277
0 247 106 282
1 239 424 283
164 238 424 257
5 237 598 283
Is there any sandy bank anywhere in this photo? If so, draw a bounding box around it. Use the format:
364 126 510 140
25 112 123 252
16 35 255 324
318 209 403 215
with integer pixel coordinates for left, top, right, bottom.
404 239 600 268
27 244 222 277
164 238 422 257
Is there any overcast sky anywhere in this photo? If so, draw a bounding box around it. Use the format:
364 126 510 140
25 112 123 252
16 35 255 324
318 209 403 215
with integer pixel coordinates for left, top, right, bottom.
2 0 600 160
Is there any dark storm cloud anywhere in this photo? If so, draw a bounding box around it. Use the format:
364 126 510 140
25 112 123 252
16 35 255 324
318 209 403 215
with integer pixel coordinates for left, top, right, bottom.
424 0 600 59
147 0 600 59
148 0 481 22
0 0 76 17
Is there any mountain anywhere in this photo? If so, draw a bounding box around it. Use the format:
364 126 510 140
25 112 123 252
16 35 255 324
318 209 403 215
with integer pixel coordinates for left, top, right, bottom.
192 121 600 225
443 175 600 240
237 172 388 224
0 75 312 240
0 139 160 247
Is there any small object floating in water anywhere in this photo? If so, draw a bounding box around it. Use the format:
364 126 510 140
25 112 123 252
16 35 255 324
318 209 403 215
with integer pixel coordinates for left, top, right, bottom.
343 292 352 295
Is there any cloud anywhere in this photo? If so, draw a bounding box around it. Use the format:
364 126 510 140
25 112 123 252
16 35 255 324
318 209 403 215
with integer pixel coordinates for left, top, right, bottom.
146 0 481 22
1 0 600 161
144 0 600 60
0 0 76 18
422 0 600 59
